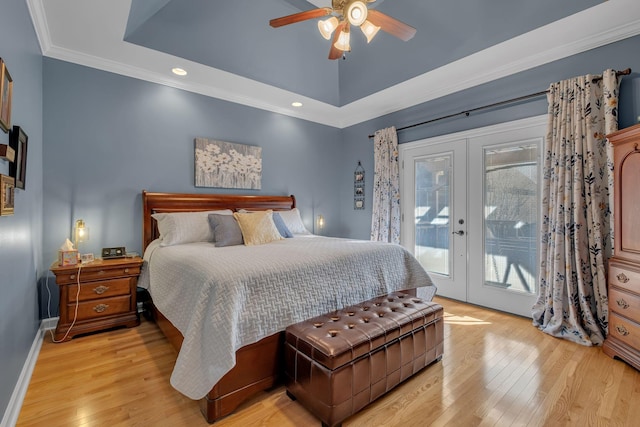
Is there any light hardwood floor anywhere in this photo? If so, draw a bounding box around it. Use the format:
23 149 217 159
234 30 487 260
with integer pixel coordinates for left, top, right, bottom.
17 297 640 427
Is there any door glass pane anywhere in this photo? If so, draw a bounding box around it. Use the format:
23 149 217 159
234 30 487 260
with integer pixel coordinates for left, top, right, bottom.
484 144 537 294
415 155 451 277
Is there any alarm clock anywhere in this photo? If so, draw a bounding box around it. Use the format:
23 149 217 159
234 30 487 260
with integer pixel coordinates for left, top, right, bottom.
101 246 126 259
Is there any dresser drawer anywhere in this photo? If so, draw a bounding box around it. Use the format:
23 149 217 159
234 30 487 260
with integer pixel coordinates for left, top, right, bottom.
55 265 141 284
67 278 132 303
609 312 640 350
609 287 640 322
70 295 131 321
609 264 640 294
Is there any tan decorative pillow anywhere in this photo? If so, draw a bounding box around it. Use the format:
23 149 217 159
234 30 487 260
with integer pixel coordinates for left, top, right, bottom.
233 210 284 246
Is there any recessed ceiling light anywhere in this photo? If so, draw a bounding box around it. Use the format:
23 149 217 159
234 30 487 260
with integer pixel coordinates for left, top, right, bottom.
292 102 303 107
172 67 187 76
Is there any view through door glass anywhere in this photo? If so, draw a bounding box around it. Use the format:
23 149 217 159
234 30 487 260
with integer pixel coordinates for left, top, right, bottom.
483 144 538 295
415 155 451 277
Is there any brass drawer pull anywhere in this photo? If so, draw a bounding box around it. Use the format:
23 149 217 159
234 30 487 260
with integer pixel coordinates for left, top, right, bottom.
124 268 129 273
617 273 630 283
93 304 109 313
93 285 109 295
97 270 105 275
616 298 630 309
616 325 630 336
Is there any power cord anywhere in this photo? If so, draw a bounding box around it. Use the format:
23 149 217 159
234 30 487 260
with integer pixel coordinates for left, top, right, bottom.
47 263 83 343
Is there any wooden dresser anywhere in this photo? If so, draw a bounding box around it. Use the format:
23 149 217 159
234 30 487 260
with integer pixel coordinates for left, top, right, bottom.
603 123 640 370
51 257 143 342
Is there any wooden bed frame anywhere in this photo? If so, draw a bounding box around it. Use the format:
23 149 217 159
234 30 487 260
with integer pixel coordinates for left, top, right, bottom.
141 190 417 423
142 191 297 423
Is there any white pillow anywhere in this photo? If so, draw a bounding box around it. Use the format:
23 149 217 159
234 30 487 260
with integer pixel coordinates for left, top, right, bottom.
152 210 233 246
277 208 311 235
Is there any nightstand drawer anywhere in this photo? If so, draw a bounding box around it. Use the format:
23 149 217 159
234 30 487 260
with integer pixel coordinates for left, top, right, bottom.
609 287 640 322
609 264 640 294
71 295 131 321
56 265 141 284
67 278 132 302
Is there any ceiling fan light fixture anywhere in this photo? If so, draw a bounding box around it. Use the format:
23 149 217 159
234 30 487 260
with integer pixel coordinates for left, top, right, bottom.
346 1 367 27
360 20 380 43
334 27 351 52
318 16 339 40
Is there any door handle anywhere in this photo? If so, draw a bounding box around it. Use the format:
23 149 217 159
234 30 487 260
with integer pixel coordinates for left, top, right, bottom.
452 230 465 236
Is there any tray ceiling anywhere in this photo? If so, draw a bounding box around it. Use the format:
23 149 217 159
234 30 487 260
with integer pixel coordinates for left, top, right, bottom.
27 0 640 127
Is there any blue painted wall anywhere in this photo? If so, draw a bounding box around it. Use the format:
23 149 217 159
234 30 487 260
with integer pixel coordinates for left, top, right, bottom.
2 3 639 422
339 35 640 240
0 0 43 420
42 58 343 274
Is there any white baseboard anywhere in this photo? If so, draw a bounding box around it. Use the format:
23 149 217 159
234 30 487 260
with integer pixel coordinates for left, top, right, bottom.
1 318 58 427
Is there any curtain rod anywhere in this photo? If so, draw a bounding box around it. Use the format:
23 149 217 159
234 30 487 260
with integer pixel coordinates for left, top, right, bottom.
368 68 632 139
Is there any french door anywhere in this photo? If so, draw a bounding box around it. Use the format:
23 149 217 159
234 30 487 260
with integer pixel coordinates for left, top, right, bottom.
400 139 468 302
400 117 545 317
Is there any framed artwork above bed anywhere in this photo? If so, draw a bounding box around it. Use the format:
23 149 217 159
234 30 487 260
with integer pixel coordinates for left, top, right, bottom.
194 138 262 189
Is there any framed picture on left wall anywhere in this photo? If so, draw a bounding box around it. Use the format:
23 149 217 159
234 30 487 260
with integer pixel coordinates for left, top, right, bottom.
0 58 13 133
9 126 27 189
0 174 15 216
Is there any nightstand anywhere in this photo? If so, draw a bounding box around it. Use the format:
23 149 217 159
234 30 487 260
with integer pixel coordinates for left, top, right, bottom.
50 257 143 342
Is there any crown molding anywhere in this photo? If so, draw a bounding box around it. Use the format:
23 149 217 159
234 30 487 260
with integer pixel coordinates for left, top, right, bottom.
25 0 51 54
336 1 640 128
28 0 640 129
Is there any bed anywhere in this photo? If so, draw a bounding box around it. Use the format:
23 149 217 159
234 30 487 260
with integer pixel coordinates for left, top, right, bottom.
140 191 436 423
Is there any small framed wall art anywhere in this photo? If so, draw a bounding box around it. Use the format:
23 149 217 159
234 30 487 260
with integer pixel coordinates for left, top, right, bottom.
9 126 28 189
0 174 15 216
0 58 13 133
354 161 365 210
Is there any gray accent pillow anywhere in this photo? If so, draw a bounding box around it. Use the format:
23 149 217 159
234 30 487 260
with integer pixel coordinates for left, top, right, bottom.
208 214 243 247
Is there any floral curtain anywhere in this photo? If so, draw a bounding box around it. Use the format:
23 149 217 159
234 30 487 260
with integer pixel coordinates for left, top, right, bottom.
532 70 620 346
371 126 401 243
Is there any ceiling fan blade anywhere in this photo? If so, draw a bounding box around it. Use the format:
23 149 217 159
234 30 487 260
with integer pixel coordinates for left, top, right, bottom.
367 9 416 41
328 21 347 60
270 8 331 28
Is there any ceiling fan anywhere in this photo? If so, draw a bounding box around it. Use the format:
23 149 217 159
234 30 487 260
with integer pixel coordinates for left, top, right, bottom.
269 0 416 60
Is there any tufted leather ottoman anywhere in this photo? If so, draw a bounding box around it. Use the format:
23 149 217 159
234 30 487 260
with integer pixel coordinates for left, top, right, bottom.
284 292 444 427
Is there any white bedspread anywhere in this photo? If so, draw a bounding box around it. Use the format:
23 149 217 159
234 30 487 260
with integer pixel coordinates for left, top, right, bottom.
140 236 436 399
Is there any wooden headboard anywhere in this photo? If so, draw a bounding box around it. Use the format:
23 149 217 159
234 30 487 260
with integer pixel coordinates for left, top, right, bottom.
142 191 296 250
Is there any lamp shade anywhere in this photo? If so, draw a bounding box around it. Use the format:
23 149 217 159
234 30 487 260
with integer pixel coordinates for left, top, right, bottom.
334 27 351 52
74 219 89 247
360 20 380 43
318 16 339 40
